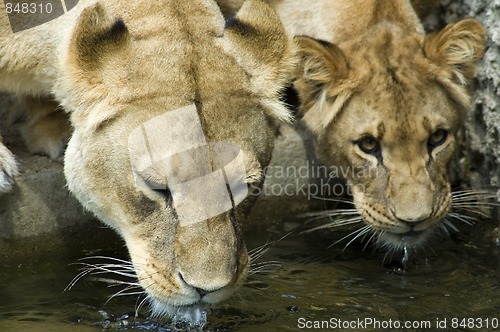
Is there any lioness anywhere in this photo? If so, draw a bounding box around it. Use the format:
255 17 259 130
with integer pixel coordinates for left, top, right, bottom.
0 0 296 325
217 0 486 251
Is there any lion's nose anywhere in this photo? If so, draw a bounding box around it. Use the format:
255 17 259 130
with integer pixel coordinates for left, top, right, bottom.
195 287 209 298
179 272 226 299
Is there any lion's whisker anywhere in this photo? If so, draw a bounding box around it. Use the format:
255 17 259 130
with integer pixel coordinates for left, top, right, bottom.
89 277 140 287
250 260 281 267
249 233 290 259
249 246 270 262
78 256 134 265
135 294 149 317
76 261 136 274
107 291 146 302
249 261 281 275
105 283 145 304
66 255 139 293
249 233 290 265
77 264 137 278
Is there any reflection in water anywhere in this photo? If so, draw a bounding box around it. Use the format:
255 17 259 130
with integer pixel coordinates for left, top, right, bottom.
1 227 500 331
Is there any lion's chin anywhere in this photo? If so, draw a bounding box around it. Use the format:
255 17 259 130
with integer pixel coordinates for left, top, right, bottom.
149 299 208 330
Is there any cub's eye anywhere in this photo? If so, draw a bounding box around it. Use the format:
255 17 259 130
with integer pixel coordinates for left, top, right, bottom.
428 129 448 149
356 135 381 155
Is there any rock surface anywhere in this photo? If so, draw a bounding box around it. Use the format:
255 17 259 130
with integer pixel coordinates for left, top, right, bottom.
439 0 499 219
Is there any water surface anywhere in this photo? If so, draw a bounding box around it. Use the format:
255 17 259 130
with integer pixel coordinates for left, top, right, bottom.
1 225 500 331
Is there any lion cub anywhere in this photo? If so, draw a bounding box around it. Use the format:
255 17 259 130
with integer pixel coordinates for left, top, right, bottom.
218 0 486 251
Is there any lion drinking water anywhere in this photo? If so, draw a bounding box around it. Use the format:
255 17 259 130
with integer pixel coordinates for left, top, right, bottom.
0 0 296 326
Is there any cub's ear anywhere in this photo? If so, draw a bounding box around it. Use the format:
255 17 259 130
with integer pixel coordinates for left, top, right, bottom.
294 36 352 135
295 36 349 91
68 3 129 71
223 0 297 123
424 18 485 87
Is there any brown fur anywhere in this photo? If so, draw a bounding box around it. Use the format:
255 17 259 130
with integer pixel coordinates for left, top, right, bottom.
9 97 71 159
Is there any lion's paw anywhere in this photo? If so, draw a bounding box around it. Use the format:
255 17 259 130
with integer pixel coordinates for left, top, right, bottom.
10 96 71 160
0 143 19 193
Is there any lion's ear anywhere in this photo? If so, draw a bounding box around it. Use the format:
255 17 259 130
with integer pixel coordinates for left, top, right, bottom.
68 3 129 71
223 0 297 123
424 19 485 87
294 36 351 135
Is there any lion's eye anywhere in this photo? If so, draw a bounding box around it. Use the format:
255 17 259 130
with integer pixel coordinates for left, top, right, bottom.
141 177 172 199
428 129 448 149
356 135 381 155
152 187 172 199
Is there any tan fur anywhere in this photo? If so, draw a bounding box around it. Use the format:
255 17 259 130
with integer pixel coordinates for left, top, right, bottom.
218 0 485 249
295 1 484 249
0 0 296 320
9 96 71 159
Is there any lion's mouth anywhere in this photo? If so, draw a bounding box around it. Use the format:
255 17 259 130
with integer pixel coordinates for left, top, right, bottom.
149 299 209 329
171 304 209 330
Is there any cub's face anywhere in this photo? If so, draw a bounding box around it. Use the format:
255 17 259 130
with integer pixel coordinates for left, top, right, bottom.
295 19 485 250
316 79 462 249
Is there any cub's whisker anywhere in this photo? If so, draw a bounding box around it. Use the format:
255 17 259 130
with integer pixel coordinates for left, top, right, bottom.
342 225 372 251
447 212 477 226
309 196 356 205
328 225 368 248
300 209 359 218
306 217 364 232
364 231 379 251
442 219 460 232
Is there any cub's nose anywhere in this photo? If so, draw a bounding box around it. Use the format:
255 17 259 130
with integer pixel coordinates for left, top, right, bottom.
391 208 431 224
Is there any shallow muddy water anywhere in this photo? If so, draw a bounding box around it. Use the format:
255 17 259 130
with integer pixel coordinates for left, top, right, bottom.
1 225 500 332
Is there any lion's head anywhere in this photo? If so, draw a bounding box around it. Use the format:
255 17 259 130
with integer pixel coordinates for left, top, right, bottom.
295 18 485 250
8 0 294 324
